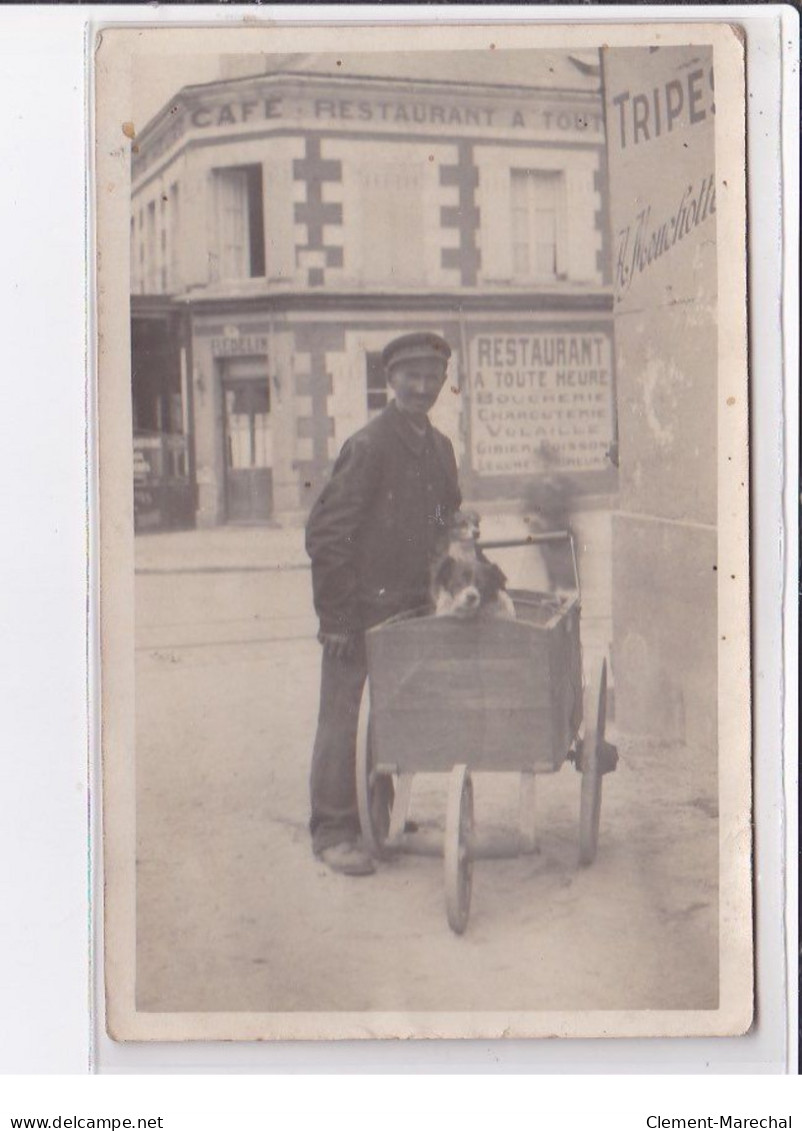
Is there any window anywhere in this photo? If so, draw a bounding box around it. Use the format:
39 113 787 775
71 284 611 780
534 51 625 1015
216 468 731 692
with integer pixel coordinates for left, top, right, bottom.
356 162 425 285
510 169 564 280
213 165 265 281
159 198 168 291
145 201 157 292
366 351 388 416
169 183 181 290
224 381 271 470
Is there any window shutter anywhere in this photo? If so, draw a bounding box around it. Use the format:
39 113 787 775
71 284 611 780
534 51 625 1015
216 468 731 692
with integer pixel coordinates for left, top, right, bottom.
263 160 296 283
357 162 425 285
394 163 425 284
169 184 181 290
565 164 595 282
215 170 249 280
531 172 560 280
478 164 512 282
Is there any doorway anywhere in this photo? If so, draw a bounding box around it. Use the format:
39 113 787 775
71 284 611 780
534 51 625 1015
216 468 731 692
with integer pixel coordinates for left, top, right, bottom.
222 371 273 523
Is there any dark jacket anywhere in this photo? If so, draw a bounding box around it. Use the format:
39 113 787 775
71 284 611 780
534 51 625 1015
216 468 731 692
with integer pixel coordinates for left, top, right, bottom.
306 401 462 634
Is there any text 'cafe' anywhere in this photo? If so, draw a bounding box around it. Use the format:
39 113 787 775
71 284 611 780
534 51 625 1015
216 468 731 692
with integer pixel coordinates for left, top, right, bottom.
129 60 617 529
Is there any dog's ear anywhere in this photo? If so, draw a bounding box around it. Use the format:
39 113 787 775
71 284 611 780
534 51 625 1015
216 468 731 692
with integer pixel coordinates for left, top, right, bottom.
488 562 508 591
433 555 455 588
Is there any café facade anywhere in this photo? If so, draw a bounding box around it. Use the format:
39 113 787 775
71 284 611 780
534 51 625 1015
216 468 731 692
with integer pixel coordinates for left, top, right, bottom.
130 60 616 528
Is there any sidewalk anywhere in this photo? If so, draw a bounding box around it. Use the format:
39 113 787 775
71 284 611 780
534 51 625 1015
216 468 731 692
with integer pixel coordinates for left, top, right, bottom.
134 512 613 681
135 524 312 573
134 511 536 574
135 508 614 706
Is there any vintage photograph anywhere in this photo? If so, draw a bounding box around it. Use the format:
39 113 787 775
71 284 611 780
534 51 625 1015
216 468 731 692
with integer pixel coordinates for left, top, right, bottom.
96 23 751 1040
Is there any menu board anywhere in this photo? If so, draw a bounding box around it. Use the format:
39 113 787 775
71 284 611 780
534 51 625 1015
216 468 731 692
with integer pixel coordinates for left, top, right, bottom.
468 330 615 475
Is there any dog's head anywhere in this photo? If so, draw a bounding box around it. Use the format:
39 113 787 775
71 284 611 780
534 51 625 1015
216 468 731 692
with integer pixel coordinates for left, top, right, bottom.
448 509 481 544
434 509 482 563
432 555 508 618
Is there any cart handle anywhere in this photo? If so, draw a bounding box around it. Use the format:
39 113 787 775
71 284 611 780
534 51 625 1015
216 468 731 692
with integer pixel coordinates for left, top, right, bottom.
478 530 581 598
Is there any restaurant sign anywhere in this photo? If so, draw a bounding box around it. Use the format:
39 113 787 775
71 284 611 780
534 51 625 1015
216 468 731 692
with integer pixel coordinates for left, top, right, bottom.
133 81 604 178
469 331 614 475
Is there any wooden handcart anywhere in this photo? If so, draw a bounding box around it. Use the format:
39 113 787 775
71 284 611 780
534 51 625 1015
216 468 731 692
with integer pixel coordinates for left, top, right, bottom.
356 532 618 934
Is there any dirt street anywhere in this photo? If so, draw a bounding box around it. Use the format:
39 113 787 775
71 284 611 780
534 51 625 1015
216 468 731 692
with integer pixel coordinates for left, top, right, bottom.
134 531 718 1016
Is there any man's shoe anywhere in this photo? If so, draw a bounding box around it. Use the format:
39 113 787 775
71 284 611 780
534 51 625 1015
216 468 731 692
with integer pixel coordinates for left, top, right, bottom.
318 842 376 876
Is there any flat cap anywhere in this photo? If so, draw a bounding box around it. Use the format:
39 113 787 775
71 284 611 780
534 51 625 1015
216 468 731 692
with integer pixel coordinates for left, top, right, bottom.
381 332 452 370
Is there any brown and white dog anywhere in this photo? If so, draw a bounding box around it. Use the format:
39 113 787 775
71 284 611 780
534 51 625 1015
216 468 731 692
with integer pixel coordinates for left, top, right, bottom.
446 508 481 553
431 510 516 620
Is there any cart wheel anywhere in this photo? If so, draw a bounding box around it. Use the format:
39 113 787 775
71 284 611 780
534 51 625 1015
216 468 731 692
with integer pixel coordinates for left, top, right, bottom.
356 682 394 860
579 658 607 867
445 764 474 934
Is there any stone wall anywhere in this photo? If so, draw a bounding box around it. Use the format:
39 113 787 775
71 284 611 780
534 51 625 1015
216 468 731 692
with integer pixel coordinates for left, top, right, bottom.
603 45 718 752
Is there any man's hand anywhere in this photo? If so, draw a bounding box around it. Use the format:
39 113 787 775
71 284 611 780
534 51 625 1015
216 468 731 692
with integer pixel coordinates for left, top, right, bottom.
317 631 357 660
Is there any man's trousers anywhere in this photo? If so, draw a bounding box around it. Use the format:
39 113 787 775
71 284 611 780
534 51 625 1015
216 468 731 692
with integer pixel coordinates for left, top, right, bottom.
309 636 368 854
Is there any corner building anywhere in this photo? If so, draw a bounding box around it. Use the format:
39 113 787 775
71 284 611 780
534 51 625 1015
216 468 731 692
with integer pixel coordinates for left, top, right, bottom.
131 59 616 527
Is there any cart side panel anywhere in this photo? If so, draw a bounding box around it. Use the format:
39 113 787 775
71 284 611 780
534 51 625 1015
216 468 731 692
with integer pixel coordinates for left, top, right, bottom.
546 601 584 758
366 617 562 773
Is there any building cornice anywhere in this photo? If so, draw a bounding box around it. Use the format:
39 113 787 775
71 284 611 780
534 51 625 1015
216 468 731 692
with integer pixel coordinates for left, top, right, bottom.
178 68 601 106
132 70 605 187
166 289 614 318
131 293 186 320
138 68 602 149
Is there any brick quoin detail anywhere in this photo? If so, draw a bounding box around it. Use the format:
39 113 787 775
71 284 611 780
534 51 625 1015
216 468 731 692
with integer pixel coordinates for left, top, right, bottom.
439 142 481 286
294 326 346 497
293 136 343 288
593 163 612 284
296 349 333 492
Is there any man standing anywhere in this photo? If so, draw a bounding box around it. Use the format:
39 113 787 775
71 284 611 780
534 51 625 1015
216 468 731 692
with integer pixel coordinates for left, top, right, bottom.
305 332 461 875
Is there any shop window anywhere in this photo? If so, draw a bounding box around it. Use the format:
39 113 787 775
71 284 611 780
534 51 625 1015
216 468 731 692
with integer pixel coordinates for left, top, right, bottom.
213 165 265 281
509 169 565 280
366 351 388 416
